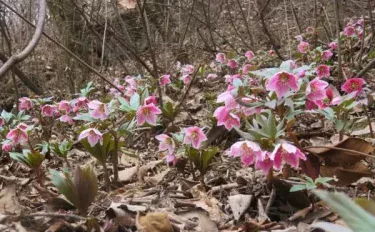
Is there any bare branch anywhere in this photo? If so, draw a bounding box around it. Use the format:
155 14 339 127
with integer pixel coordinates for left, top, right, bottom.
333 0 343 80
0 0 46 78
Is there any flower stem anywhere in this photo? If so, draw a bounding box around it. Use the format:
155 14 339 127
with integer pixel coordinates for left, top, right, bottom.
102 162 111 192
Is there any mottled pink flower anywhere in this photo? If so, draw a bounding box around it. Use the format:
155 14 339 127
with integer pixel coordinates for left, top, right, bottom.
207 74 218 80
255 152 274 174
125 76 137 88
240 97 261 116
344 26 356 37
305 99 318 110
329 42 338 50
155 134 175 154
0 117 3 127
144 96 157 105
297 41 310 54
217 91 238 109
316 65 330 78
268 50 275 56
58 100 71 113
41 105 56 117
229 141 262 166
306 78 329 101
6 128 28 145
165 154 177 166
245 51 255 60
266 72 299 99
59 115 74 125
270 142 306 170
17 123 28 130
136 103 162 126
19 97 33 111
160 75 171 87
213 106 240 131
2 142 12 152
183 126 207 149
341 78 365 96
78 128 103 147
315 88 341 109
215 53 226 64
88 100 109 120
242 64 252 74
181 75 192 85
295 35 303 42
182 65 194 75
322 50 333 61
225 74 241 84
227 59 238 69
297 70 306 78
72 97 88 112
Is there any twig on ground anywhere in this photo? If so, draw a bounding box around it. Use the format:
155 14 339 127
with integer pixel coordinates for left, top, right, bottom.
265 188 276 215
209 183 239 195
21 213 85 221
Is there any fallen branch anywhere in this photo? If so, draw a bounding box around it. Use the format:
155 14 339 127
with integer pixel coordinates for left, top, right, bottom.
355 57 375 78
0 0 46 78
21 213 85 221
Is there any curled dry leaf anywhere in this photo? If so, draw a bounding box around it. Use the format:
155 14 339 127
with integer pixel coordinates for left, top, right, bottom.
320 162 373 186
137 212 174 232
144 168 170 186
137 160 163 182
228 194 252 221
0 185 21 214
118 166 138 182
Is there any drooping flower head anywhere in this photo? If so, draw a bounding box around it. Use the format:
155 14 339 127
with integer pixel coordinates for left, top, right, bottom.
227 59 238 69
59 115 74 125
78 128 103 147
182 75 192 85
88 100 110 120
242 64 253 74
316 65 330 78
183 126 207 149
72 97 88 112
144 96 157 105
2 142 12 152
217 91 238 109
297 41 310 54
207 74 218 80
341 78 365 96
182 65 195 75
160 74 171 87
255 152 274 174
213 106 241 131
269 142 306 170
245 51 255 60
155 134 175 154
6 127 28 145
329 42 338 50
322 50 333 61
306 78 329 101
19 97 33 111
136 103 162 126
58 100 71 113
315 87 341 109
41 104 57 117
266 72 299 99
344 25 356 37
165 154 177 166
215 53 226 64
229 141 262 166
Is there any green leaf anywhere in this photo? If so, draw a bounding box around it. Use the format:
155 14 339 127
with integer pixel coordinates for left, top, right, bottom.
130 93 140 110
10 151 44 170
314 190 375 232
81 133 114 164
1 110 13 123
290 185 307 192
10 152 31 167
250 68 279 78
162 102 175 119
315 177 334 184
201 147 218 173
73 113 97 122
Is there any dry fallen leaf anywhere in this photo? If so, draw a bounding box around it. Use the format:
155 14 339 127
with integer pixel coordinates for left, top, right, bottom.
178 209 219 232
118 166 138 182
137 212 174 232
137 160 163 182
118 0 136 10
228 194 252 221
0 185 21 214
288 205 312 221
144 168 170 186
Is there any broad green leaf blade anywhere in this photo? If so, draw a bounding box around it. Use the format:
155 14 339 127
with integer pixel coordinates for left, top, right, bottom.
290 185 307 192
314 190 375 232
9 152 31 167
50 169 79 208
73 166 98 215
201 147 218 174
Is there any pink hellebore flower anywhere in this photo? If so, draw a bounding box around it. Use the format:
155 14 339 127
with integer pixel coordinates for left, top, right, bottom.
227 59 238 69
297 41 310 54
315 88 341 109
270 143 306 170
322 50 333 61
0 117 3 127
42 105 56 117
217 91 238 109
182 65 194 75
306 78 329 101
245 51 255 60
136 103 162 126
78 128 103 147
144 96 157 105
165 154 177 166
183 126 207 149
59 115 74 125
240 97 261 116
266 72 299 99
268 50 276 56
242 64 252 74
215 53 226 64
72 97 88 112
182 75 192 85
207 74 218 80
160 75 171 87
229 141 262 167
58 100 71 113
255 152 274 174
19 97 33 111
88 100 110 120
213 106 241 131
341 78 365 96
2 142 12 152
6 128 28 145
344 26 356 37
297 70 306 78
155 134 175 154
316 65 330 78
329 42 338 50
